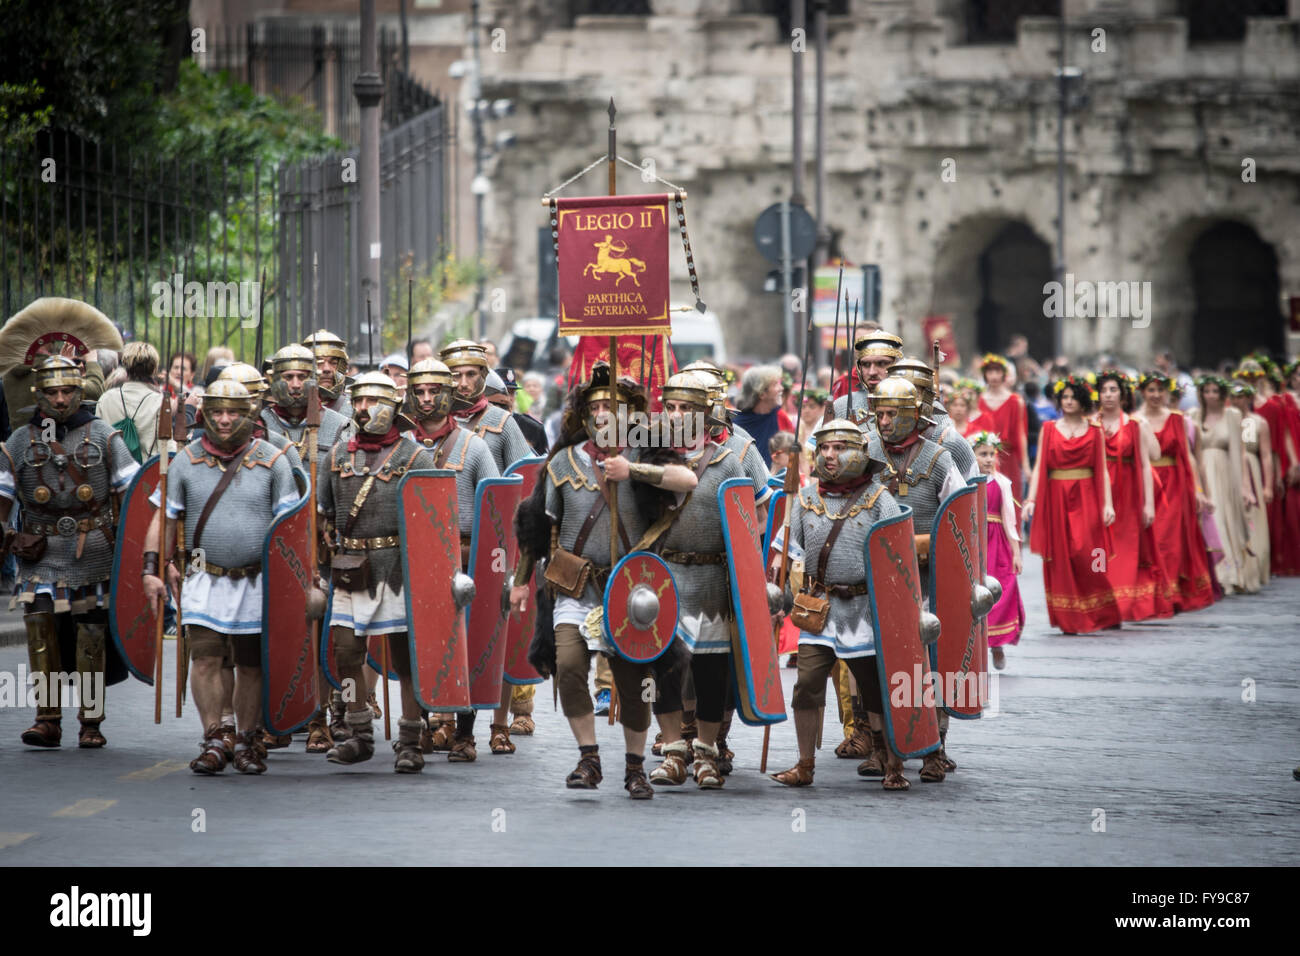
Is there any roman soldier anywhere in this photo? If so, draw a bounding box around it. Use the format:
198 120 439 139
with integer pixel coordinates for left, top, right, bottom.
400 357 501 758
677 358 772 773
489 366 549 456
217 363 305 475
769 418 907 789
832 331 904 428
319 373 438 772
143 380 300 774
303 329 352 419
260 346 358 744
870 376 965 781
649 370 748 791
510 365 697 797
888 356 978 479
441 340 532 471
0 355 139 748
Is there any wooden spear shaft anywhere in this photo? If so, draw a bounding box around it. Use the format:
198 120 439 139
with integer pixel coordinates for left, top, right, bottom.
606 97 621 727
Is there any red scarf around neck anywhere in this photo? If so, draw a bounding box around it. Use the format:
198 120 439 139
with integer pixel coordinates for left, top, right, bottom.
201 435 252 463
883 432 923 454
348 424 403 453
453 395 490 421
414 417 456 445
583 440 619 463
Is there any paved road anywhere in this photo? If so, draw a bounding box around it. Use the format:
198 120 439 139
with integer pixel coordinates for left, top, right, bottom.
1 553 1297 866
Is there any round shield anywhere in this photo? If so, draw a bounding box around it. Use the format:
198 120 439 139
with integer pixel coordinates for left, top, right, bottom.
602 551 679 664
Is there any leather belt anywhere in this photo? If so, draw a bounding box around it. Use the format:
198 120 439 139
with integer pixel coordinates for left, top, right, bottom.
25 513 113 537
341 535 400 550
813 580 870 599
1105 456 1133 464
1151 456 1175 467
1048 468 1093 480
661 549 726 565
190 560 262 580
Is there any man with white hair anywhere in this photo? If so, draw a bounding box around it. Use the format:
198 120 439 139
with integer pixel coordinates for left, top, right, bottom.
731 365 784 469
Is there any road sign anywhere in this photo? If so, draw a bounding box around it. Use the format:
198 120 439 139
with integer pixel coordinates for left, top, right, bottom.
754 202 817 263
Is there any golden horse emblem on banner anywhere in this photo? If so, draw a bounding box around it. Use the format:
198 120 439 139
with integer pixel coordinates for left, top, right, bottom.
583 234 647 287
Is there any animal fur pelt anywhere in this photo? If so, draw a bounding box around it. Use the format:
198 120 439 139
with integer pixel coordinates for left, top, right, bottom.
0 298 123 375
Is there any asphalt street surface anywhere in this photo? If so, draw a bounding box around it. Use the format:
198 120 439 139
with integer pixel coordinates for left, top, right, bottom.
1 553 1297 866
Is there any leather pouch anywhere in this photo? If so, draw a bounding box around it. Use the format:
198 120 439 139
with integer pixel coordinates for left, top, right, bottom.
11 531 48 563
330 553 371 592
789 591 830 634
543 546 592 599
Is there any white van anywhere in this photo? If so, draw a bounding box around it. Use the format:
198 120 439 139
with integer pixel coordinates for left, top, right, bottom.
666 306 727 366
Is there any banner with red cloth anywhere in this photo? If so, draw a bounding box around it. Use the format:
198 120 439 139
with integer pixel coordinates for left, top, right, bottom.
567 334 677 407
555 194 674 337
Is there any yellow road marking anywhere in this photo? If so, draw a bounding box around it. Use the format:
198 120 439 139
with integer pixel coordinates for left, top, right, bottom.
118 759 189 781
0 832 36 849
51 799 117 818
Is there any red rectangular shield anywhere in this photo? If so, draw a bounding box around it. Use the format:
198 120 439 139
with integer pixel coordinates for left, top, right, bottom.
261 489 318 734
399 470 472 711
503 457 546 685
555 194 673 337
466 475 523 708
109 456 161 684
929 481 987 718
718 477 786 726
864 509 940 759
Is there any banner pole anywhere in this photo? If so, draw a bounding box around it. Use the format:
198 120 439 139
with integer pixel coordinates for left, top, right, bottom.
606 97 621 727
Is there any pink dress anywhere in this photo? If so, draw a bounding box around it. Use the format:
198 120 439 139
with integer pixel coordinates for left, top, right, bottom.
985 475 1025 647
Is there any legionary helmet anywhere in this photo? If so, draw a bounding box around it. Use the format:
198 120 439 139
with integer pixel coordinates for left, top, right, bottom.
404 358 455 422
680 360 730 431
31 355 85 423
440 339 490 409
349 371 401 435
810 417 882 484
303 329 349 402
580 363 627 445
202 379 256 452
268 344 317 412
871 377 921 443
888 356 938 419
217 362 269 415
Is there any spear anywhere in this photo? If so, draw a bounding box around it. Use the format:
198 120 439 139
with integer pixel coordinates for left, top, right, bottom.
823 264 844 425
254 268 267 369
407 275 414 359
847 296 860 420
366 296 375 371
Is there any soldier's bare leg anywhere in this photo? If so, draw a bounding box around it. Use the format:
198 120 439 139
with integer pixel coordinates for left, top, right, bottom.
490 683 515 754
327 626 376 765
772 644 834 786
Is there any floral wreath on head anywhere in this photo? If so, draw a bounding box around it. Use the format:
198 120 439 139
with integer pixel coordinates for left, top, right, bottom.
1244 352 1282 384
1138 370 1176 393
1229 381 1255 398
979 353 1011 373
1052 373 1099 404
1284 358 1300 381
969 430 1003 451
1096 368 1136 394
1195 374 1232 395
952 376 984 397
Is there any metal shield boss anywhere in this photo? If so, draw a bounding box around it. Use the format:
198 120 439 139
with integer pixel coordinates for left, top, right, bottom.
109 455 162 684
503 456 546 684
928 480 989 719
602 551 678 663
397 469 472 711
863 507 941 759
718 477 787 726
261 485 318 734
464 474 523 708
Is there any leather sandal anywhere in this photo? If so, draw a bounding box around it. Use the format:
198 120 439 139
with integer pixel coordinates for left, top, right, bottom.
565 752 602 789
21 718 62 748
219 724 237 760
394 719 425 774
716 737 735 776
624 762 654 799
651 731 665 757
882 751 909 791
305 712 333 754
191 727 228 775
233 731 268 774
429 720 456 752
448 735 477 762
938 732 956 772
368 692 382 721
919 750 947 783
509 713 535 735
835 727 873 759
78 720 106 749
489 724 515 755
262 729 291 751
856 731 888 778
771 757 815 787
692 740 723 789
650 741 689 786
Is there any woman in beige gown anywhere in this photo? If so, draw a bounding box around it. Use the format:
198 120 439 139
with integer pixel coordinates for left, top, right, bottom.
1192 377 1254 593
1231 382 1272 588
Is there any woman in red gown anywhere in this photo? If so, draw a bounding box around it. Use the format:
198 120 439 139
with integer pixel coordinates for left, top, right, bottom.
1024 376 1121 634
1237 358 1300 575
978 355 1029 507
1132 371 1215 611
1093 370 1174 620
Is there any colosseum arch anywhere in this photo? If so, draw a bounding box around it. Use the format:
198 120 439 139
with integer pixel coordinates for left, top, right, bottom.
929 215 1054 365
